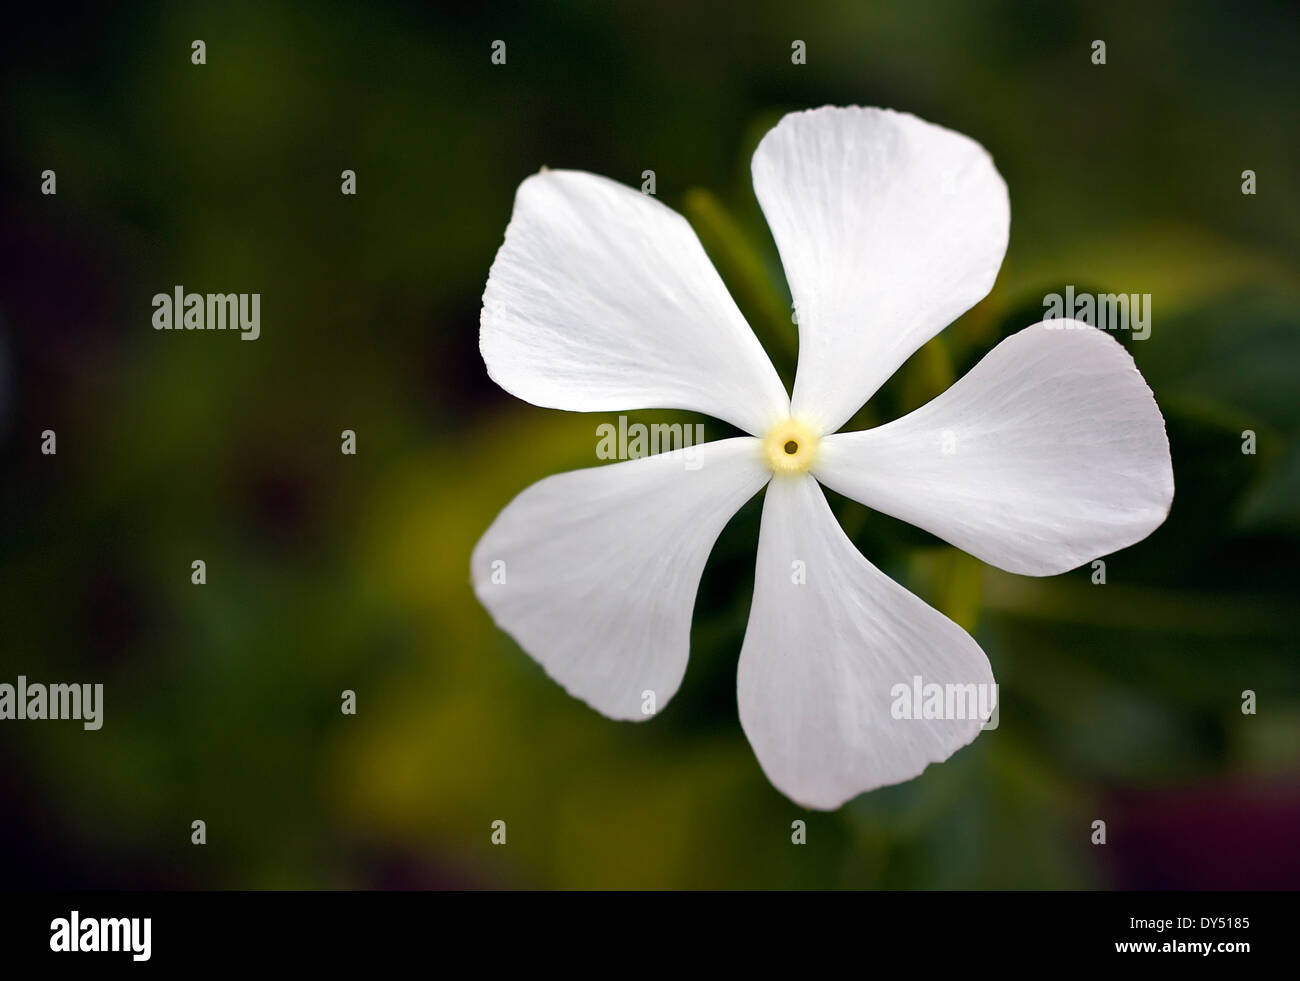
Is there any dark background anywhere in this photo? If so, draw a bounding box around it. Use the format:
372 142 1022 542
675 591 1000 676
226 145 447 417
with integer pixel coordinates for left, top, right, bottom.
1 0 1297 888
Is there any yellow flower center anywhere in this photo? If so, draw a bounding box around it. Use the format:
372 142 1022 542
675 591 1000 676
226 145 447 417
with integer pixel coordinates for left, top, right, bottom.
763 418 820 475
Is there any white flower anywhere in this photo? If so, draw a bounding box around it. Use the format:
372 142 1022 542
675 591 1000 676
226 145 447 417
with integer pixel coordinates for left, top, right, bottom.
471 106 1174 809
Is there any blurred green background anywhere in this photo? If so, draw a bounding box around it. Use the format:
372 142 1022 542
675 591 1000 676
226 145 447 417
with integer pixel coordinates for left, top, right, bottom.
1 0 1298 889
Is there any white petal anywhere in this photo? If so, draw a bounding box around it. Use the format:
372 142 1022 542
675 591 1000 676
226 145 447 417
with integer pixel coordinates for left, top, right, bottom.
472 438 770 720
738 475 993 810
752 106 1010 433
814 322 1175 576
481 170 790 435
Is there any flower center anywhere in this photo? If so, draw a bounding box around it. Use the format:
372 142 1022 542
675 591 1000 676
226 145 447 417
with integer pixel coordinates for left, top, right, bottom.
763 418 820 475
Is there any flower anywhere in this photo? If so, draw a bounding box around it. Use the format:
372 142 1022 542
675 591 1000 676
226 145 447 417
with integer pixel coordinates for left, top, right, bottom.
471 106 1174 809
